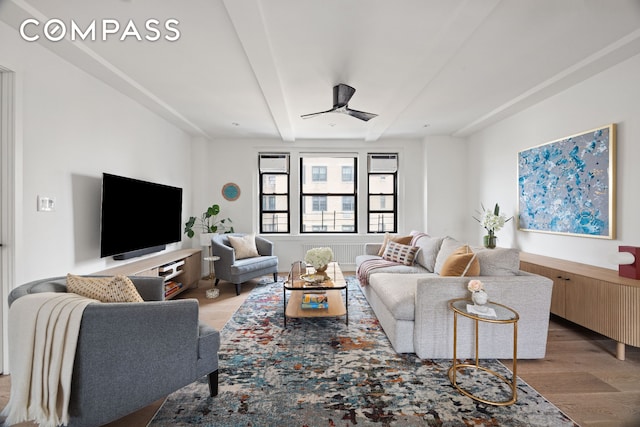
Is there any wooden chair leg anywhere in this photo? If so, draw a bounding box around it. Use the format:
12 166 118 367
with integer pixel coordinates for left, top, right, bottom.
214 278 220 286
208 370 218 397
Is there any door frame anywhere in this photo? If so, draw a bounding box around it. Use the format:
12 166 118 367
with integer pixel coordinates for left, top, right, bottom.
0 66 17 373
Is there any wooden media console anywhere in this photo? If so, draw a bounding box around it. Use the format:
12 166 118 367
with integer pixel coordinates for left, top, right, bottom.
94 248 202 300
520 252 640 360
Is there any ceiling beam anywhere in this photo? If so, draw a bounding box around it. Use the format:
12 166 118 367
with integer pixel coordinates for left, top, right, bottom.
454 28 640 137
223 0 295 142
364 0 501 141
0 0 208 137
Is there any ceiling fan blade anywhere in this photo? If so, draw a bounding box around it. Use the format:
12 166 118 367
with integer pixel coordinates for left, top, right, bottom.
345 108 378 122
300 107 337 119
334 84 356 108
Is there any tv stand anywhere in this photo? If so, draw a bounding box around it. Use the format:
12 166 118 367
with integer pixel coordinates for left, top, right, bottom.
113 245 166 260
95 248 202 299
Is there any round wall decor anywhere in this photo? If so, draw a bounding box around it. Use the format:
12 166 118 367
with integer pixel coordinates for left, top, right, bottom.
222 182 240 201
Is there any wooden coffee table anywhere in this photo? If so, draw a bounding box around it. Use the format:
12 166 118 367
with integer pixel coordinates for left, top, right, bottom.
283 262 348 327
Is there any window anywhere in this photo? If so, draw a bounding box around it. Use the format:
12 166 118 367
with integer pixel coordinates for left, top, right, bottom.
342 166 354 182
368 154 398 233
300 154 357 233
259 153 290 233
312 196 327 211
311 166 327 182
342 196 354 212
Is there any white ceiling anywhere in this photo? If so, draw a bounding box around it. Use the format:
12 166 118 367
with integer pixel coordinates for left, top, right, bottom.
2 0 640 141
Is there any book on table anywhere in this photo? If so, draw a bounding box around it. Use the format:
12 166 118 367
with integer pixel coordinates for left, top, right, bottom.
301 292 328 309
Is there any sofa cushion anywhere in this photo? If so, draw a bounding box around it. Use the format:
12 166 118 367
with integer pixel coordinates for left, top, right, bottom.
368 274 418 321
472 246 520 276
434 237 464 274
228 234 260 259
231 255 278 275
410 233 443 272
382 241 419 266
439 245 480 277
377 233 413 256
66 274 143 302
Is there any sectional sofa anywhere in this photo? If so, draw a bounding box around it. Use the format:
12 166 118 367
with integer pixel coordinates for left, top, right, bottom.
355 232 553 359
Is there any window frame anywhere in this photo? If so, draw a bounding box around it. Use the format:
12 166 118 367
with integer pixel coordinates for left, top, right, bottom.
259 153 290 234
299 154 358 234
367 153 398 233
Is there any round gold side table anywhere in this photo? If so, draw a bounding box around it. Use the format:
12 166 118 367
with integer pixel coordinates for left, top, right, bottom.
447 298 519 406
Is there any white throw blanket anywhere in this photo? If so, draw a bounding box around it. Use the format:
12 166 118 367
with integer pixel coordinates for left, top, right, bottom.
2 292 96 427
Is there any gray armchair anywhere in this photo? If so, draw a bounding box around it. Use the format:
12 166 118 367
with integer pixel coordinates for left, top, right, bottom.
7 275 219 427
212 233 279 295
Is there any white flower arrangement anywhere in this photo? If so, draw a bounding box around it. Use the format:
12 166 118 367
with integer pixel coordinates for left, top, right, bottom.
304 247 334 269
467 279 484 293
473 203 512 234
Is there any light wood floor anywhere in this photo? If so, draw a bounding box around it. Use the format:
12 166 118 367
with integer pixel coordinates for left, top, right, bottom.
1 276 639 427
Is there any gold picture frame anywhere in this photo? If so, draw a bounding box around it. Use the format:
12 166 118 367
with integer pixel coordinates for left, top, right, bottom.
517 124 616 239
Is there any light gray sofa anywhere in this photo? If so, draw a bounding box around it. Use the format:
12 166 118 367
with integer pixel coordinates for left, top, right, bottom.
356 234 553 359
7 275 220 427
212 233 279 295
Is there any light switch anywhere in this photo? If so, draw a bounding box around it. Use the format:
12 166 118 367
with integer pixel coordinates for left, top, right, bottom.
37 196 56 212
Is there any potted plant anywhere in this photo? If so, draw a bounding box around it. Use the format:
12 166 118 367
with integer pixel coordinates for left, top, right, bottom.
184 204 234 244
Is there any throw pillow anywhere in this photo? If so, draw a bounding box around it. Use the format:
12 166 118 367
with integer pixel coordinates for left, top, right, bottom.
382 241 419 266
66 274 144 302
377 233 413 256
439 245 480 277
434 236 464 274
472 246 520 276
228 234 260 259
410 232 444 272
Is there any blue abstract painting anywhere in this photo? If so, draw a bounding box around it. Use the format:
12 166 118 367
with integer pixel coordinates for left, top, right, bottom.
518 124 615 238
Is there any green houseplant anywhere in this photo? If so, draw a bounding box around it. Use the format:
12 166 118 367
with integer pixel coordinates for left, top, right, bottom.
184 204 234 238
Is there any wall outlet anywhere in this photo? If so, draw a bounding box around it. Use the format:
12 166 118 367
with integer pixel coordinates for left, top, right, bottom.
37 195 56 212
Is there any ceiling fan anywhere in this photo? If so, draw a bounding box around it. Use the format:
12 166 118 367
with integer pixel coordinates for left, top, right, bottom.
301 83 378 122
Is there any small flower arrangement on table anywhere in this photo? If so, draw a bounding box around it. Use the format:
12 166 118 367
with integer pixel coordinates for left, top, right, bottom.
468 279 488 307
467 279 484 293
304 247 334 270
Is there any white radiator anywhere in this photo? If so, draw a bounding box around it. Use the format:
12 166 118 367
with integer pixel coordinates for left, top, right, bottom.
301 243 364 266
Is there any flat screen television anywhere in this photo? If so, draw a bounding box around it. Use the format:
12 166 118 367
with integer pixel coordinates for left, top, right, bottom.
100 173 183 259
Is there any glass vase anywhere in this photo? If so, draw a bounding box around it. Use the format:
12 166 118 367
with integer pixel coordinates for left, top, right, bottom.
483 233 497 249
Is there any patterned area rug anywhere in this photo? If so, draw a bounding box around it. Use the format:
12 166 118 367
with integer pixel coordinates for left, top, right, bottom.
150 277 578 427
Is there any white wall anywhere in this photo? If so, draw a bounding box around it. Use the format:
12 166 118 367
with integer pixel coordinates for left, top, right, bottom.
0 21 193 284
188 138 426 269
466 52 640 269
422 135 470 240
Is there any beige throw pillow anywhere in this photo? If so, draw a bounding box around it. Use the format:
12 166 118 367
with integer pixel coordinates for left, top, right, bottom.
66 274 144 302
228 234 260 259
439 245 480 277
377 233 413 256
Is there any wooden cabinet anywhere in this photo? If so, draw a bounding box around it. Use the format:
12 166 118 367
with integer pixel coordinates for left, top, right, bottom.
521 262 568 316
94 248 202 299
520 252 640 360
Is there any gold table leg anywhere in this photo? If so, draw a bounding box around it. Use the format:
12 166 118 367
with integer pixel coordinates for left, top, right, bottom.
447 312 518 406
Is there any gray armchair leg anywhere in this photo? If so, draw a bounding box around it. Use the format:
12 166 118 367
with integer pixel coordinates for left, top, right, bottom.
215 278 220 286
273 273 278 282
235 283 241 295
208 370 218 397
